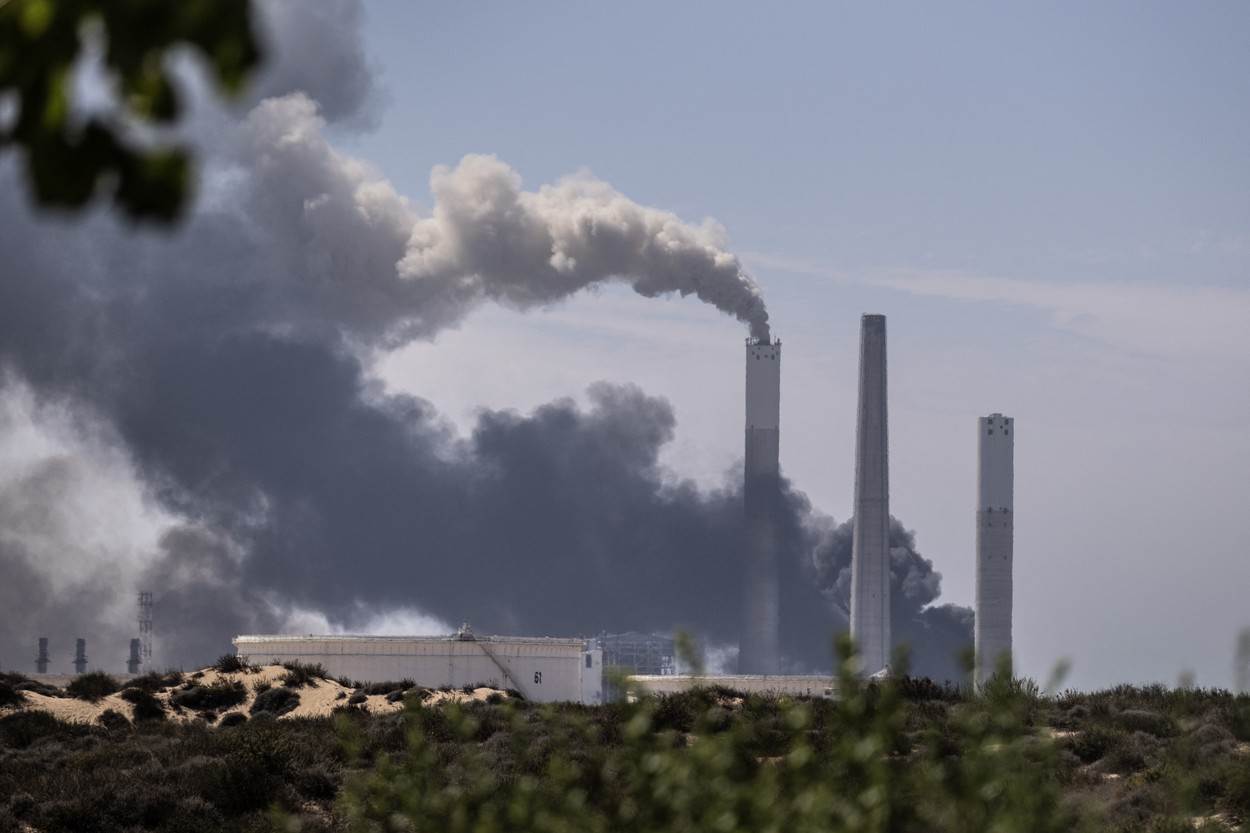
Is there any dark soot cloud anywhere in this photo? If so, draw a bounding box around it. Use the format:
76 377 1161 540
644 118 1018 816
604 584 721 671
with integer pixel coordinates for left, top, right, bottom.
0 0 969 680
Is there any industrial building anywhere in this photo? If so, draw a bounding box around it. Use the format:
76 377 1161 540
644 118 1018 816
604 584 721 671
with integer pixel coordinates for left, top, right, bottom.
975 413 1014 686
233 628 603 704
740 336 782 674
628 674 836 699
595 632 676 676
850 314 891 676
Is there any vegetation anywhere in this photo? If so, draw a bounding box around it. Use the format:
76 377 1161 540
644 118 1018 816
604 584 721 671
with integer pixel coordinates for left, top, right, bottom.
214 654 258 675
119 686 166 722
0 679 24 709
1 648 1248 832
170 679 247 713
251 686 300 717
126 669 185 693
279 661 330 689
65 671 121 701
0 0 261 221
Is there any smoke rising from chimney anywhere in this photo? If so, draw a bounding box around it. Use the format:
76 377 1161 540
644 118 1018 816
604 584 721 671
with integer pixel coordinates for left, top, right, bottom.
0 0 966 679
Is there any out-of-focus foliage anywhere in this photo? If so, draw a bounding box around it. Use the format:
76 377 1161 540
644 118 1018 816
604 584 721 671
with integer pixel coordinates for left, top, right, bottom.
338 638 1093 833
2 653 1250 831
0 0 260 221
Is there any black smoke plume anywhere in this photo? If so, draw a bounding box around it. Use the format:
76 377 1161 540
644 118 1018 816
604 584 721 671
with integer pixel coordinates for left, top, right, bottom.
0 0 969 681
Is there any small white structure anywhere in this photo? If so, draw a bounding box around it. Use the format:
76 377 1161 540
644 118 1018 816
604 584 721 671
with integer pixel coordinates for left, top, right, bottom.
974 413 1014 686
628 675 836 699
233 629 603 704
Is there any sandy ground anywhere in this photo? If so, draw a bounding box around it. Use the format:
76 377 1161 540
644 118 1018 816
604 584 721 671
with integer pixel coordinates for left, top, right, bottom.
1 665 508 727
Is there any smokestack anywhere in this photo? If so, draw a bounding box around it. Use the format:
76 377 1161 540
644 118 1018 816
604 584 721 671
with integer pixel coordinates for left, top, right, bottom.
127 639 143 675
35 637 49 674
73 638 88 675
974 413 1014 686
850 314 891 676
740 336 781 674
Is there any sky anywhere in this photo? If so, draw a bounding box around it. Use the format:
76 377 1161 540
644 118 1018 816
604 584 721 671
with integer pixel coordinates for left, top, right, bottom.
347 2 1250 689
0 2 1247 690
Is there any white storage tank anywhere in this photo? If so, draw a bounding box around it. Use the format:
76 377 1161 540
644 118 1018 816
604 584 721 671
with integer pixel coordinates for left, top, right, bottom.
233 630 602 704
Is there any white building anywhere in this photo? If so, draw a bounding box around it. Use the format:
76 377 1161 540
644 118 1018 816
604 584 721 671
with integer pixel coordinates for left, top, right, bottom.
974 413 1014 686
628 674 836 699
233 630 603 704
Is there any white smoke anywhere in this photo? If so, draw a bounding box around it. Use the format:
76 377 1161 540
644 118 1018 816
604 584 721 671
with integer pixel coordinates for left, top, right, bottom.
234 95 770 345
401 155 771 341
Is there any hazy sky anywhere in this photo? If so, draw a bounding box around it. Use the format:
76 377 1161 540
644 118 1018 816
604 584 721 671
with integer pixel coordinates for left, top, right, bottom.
344 2 1249 689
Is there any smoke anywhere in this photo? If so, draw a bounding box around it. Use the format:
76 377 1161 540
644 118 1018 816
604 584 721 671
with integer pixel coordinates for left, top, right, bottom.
810 516 974 680
223 96 770 344
0 0 969 680
401 154 771 341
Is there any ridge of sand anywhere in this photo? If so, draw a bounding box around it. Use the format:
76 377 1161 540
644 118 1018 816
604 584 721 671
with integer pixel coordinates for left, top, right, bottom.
1 666 509 727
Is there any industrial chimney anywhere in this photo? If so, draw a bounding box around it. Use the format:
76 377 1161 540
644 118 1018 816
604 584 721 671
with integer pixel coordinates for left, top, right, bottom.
740 336 781 674
127 639 143 675
35 637 49 674
850 314 891 676
975 413 1014 686
73 638 88 675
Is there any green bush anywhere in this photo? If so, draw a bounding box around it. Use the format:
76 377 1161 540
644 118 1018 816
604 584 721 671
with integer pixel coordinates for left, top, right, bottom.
1116 709 1176 737
0 711 80 749
171 681 247 712
338 638 1092 833
119 687 166 722
212 654 255 674
65 672 120 701
251 687 300 717
219 712 248 728
278 661 329 689
97 709 131 731
126 670 185 693
0 681 23 709
1069 724 1124 764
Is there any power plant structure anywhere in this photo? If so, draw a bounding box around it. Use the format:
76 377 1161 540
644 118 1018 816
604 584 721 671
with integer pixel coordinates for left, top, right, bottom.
35 637 49 674
127 639 143 675
974 413 1014 686
137 590 154 669
73 638 88 675
595 632 676 677
214 313 1012 700
850 314 892 677
740 336 782 674
234 626 604 704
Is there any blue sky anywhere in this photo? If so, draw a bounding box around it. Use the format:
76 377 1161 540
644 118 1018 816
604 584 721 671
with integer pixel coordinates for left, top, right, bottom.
333 2 1250 688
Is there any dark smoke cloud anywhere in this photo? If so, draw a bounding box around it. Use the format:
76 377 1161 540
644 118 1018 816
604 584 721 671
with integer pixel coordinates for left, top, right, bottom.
0 0 967 680
810 517 973 680
248 0 378 126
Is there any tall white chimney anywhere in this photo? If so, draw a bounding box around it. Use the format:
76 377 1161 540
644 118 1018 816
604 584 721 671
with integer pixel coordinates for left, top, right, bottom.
740 337 781 674
850 314 891 676
975 412 1014 685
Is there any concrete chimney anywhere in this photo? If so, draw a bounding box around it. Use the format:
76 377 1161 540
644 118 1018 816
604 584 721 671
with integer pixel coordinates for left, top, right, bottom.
35 637 49 674
73 638 88 675
740 337 781 674
127 639 143 675
975 413 1014 686
850 314 891 676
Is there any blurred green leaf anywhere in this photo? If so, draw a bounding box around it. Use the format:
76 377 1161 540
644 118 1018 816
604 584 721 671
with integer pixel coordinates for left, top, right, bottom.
0 0 262 222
